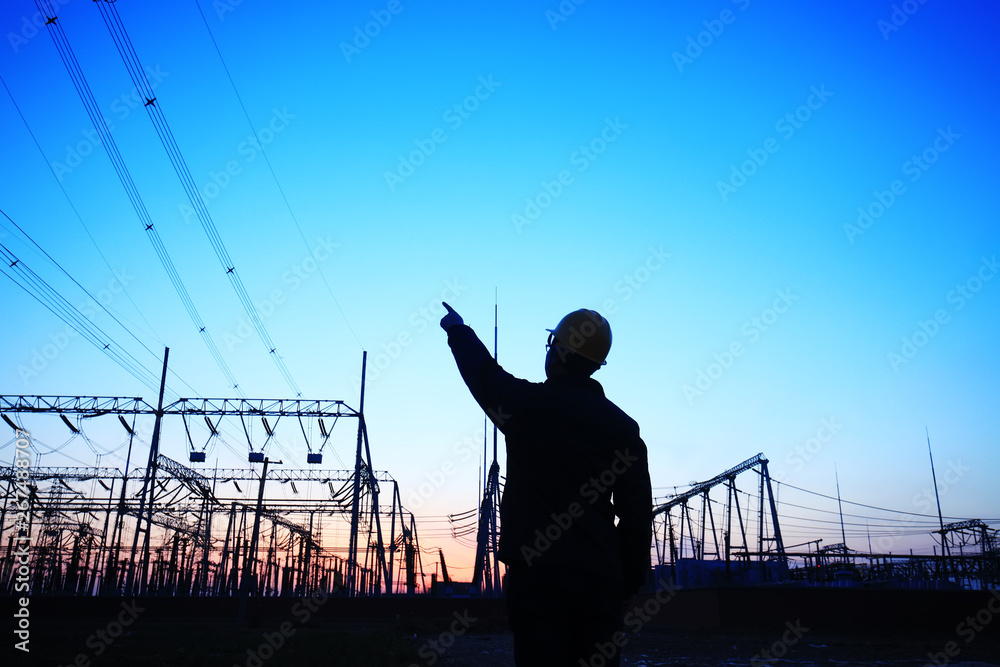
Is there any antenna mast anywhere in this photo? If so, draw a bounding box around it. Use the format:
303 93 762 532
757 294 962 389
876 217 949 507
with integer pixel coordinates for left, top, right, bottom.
472 290 503 596
926 427 948 556
493 289 498 462
835 465 847 549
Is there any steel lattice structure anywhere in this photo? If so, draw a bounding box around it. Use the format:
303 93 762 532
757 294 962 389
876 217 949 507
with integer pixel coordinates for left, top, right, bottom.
0 393 422 598
652 453 788 587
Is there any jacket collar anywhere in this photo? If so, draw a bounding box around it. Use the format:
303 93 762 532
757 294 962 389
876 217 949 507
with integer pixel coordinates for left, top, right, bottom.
544 374 605 396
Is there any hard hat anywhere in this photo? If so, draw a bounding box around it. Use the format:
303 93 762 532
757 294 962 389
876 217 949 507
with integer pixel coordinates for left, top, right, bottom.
547 309 612 365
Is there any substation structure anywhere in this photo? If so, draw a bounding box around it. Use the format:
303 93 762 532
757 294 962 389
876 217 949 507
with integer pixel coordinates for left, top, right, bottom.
787 519 1000 590
651 453 1000 590
0 395 424 597
653 453 788 587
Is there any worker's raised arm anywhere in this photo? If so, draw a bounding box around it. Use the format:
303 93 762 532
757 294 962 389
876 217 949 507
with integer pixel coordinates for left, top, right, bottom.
440 302 531 433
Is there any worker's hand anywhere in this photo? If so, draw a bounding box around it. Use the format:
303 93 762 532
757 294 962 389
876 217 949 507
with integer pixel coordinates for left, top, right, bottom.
440 302 464 331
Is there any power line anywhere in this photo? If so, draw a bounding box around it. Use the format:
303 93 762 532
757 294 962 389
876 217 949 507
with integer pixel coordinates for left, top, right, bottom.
1 241 161 394
775 479 982 521
1 209 193 398
32 2 244 397
0 72 160 345
776 511 941 530
193 0 364 351
92 0 302 396
703 487 991 526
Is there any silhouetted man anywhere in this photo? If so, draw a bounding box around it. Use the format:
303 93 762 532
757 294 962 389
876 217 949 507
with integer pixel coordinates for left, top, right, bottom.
441 303 652 667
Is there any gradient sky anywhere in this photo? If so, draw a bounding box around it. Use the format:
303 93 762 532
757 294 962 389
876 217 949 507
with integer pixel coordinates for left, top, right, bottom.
1 0 998 580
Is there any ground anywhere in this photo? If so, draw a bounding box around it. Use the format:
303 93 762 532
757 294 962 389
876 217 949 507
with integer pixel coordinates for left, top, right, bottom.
420 627 1000 667
12 616 1000 666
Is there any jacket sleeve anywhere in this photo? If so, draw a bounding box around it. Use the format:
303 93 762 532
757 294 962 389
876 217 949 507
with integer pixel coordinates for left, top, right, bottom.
614 435 653 596
446 324 531 434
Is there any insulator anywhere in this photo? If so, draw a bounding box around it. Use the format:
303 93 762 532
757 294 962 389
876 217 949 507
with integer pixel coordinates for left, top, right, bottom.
61 414 80 433
2 414 20 431
118 415 135 435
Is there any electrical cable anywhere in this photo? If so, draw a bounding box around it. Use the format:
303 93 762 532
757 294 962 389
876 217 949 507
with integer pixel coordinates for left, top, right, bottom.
92 0 302 396
2 243 161 393
0 76 160 348
193 0 363 351
33 2 243 397
775 479 985 521
2 210 174 387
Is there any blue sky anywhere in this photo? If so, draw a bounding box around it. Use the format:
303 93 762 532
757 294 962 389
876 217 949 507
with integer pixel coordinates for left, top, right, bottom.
1 0 998 578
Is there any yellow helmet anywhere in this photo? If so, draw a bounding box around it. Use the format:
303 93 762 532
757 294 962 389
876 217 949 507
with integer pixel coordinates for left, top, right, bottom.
547 309 612 365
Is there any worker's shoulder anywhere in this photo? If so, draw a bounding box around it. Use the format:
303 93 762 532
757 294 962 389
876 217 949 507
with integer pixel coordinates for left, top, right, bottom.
595 386 633 418
596 394 643 436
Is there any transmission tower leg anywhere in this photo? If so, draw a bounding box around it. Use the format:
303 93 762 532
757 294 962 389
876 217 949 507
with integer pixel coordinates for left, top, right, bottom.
362 421 390 595
135 347 170 595
238 457 271 623
761 461 786 572
348 352 367 597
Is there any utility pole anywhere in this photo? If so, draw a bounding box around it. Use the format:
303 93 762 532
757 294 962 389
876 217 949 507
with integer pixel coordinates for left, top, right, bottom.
472 295 503 596
347 351 367 596
130 347 169 595
238 456 280 625
105 412 138 593
925 427 950 586
835 466 847 550
926 427 947 554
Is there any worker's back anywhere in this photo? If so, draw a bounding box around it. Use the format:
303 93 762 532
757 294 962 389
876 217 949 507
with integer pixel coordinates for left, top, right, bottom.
498 373 648 579
446 323 651 590
442 304 652 667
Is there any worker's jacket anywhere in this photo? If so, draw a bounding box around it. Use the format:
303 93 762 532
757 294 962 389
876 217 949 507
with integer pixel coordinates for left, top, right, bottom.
447 324 652 594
